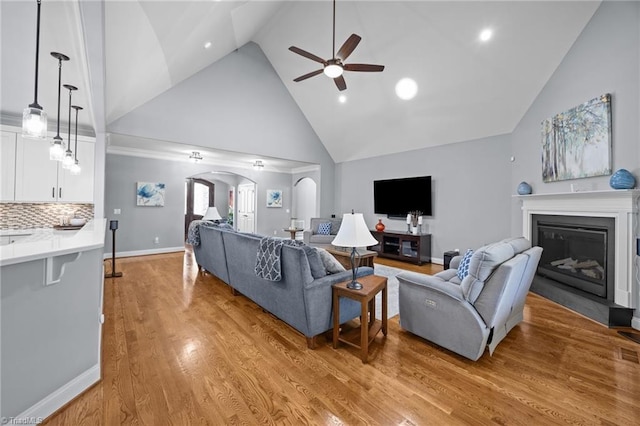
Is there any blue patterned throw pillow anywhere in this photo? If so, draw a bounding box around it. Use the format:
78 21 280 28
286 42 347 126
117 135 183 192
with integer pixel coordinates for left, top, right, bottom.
317 222 332 235
456 249 474 281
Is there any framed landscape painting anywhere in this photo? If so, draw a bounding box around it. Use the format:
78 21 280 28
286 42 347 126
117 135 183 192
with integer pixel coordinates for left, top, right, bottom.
137 182 165 206
266 189 282 208
541 94 612 182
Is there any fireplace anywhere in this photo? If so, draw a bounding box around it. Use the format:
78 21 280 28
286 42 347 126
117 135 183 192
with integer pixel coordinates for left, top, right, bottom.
532 215 614 300
520 190 639 329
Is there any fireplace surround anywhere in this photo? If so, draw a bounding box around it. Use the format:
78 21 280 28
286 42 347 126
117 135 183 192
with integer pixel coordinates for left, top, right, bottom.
520 190 639 329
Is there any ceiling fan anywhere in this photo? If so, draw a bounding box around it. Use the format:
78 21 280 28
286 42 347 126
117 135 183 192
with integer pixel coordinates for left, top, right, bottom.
288 0 384 91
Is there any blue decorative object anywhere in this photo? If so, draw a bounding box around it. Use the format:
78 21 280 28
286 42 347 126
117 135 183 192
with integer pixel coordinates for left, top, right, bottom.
517 181 532 195
609 169 636 189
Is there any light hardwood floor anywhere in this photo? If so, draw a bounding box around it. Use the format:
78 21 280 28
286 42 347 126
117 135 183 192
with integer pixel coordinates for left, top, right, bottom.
43 249 640 425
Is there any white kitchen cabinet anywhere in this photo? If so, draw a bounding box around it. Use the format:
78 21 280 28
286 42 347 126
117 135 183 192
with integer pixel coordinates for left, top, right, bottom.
15 134 95 203
1 131 17 201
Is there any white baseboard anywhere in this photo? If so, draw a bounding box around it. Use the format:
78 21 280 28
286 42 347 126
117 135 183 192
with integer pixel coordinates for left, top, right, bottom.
103 246 185 259
431 257 443 265
632 316 640 331
17 364 100 422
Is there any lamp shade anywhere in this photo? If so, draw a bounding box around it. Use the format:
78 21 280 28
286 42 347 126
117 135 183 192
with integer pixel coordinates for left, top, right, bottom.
201 206 222 221
332 212 377 248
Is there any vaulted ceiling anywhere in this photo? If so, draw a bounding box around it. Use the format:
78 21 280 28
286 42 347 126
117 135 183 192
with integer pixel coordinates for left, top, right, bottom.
2 1 601 164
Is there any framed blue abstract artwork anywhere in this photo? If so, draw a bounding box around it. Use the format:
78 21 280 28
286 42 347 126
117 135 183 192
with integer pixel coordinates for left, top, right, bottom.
266 189 282 208
137 182 165 206
541 94 612 182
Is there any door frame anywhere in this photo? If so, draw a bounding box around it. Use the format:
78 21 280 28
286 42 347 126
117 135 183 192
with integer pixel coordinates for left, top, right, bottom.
185 178 215 237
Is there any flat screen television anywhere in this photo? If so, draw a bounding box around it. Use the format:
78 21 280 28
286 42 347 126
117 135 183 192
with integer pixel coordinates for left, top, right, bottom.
374 176 432 217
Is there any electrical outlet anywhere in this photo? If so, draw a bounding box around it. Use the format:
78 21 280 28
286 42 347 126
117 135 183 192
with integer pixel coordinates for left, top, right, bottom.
154 236 159 244
273 230 277 235
114 209 121 215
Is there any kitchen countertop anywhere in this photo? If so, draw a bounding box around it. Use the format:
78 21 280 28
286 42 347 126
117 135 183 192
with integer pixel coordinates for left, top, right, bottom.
0 218 106 266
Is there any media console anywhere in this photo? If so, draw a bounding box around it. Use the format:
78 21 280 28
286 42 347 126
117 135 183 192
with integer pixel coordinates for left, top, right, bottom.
369 230 431 265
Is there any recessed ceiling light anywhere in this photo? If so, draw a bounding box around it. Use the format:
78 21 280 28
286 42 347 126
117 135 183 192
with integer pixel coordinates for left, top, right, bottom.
204 41 212 49
395 78 418 100
479 29 492 42
338 95 347 103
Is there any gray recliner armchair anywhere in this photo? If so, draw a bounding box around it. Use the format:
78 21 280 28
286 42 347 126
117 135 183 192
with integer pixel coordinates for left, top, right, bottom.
303 218 342 246
397 237 542 361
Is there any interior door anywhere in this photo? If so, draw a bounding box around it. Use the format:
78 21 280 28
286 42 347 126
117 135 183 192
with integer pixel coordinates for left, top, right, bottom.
185 178 215 238
237 183 255 233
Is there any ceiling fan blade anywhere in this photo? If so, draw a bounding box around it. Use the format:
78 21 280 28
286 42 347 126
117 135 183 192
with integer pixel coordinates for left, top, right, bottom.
334 75 347 91
293 69 324 82
289 46 326 64
344 63 385 72
336 34 361 61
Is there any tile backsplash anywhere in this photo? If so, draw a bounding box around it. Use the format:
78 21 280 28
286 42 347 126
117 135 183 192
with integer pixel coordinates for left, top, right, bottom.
0 203 94 230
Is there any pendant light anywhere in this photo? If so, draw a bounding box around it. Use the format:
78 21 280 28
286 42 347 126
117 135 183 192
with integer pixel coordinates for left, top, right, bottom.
49 52 70 161
22 0 47 139
70 105 82 175
62 84 77 169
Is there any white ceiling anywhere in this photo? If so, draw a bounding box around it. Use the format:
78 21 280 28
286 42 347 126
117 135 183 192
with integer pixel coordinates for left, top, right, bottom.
2 1 601 165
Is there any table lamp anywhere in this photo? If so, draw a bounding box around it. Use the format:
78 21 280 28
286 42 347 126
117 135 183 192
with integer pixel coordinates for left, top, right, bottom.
332 211 378 289
201 206 222 221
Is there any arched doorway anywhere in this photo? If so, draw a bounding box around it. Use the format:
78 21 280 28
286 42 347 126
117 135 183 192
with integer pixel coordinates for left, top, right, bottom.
185 171 256 235
293 177 317 232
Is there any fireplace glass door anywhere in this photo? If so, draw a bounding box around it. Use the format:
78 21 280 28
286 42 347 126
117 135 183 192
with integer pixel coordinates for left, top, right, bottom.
537 223 608 298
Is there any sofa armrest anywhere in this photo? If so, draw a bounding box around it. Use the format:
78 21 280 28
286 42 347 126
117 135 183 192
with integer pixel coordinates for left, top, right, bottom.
449 255 462 270
396 271 465 301
303 230 313 245
304 266 374 290
397 270 490 361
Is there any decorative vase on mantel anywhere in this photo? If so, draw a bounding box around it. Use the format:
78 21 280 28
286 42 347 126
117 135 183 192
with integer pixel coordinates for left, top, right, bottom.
375 219 385 231
609 169 636 189
517 181 532 195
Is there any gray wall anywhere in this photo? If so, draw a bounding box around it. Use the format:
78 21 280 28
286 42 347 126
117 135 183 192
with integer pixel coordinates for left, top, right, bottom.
107 42 337 218
105 154 295 254
510 1 640 235
335 134 512 260
336 1 639 260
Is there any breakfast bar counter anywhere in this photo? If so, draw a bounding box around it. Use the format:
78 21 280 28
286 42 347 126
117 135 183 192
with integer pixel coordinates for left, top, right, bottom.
0 218 106 421
0 219 106 266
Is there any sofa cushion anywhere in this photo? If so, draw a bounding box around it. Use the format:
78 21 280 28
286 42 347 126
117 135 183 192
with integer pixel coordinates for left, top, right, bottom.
317 222 332 235
316 247 347 274
461 241 517 303
456 249 474 280
329 219 342 235
300 245 327 279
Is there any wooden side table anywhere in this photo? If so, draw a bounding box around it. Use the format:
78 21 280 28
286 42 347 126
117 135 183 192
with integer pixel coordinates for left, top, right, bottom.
283 228 303 240
332 274 388 363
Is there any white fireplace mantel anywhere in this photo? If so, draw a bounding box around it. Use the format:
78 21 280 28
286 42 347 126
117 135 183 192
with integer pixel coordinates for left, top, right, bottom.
518 189 640 330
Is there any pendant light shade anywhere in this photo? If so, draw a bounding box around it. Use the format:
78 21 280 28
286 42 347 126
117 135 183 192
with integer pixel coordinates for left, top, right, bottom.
49 52 69 161
62 84 77 169
70 105 82 175
22 0 47 139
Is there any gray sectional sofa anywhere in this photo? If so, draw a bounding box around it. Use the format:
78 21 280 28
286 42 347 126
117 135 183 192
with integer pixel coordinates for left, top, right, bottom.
192 223 373 348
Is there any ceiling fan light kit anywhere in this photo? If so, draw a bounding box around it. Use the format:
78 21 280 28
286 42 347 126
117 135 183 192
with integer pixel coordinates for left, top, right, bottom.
289 0 384 91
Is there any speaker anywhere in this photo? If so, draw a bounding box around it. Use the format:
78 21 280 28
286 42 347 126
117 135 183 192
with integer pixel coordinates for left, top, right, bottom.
443 250 459 270
110 220 118 230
